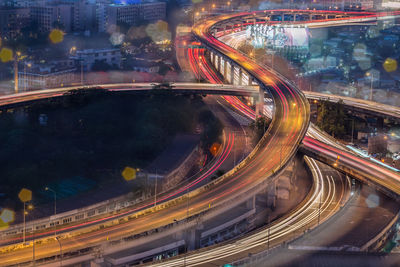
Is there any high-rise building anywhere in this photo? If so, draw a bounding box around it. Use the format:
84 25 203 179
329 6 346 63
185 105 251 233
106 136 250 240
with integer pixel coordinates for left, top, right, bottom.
30 4 73 32
0 7 30 39
105 1 166 29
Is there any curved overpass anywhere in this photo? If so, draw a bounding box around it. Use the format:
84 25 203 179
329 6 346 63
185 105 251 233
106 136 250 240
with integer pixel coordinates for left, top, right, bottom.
192 10 400 197
0 71 310 265
159 9 400 266
1 9 400 265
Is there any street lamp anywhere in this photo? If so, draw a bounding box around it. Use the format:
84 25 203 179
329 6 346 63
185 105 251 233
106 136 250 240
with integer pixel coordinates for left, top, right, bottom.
45 187 57 236
23 203 33 244
198 62 203 83
14 51 27 94
366 72 373 101
69 46 77 55
56 236 62 267
24 62 32 92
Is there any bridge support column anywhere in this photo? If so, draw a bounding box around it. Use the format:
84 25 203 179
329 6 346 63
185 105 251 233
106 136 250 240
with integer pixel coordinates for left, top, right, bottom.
215 55 220 72
246 195 256 210
206 50 211 63
230 63 234 84
255 86 264 118
223 60 227 79
90 258 104 267
187 228 202 250
267 182 277 209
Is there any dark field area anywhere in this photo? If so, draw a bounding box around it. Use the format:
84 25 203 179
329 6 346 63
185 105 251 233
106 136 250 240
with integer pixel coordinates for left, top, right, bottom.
0 90 221 208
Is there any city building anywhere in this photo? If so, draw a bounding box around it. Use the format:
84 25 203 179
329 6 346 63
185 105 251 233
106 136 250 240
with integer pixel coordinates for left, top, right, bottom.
106 2 166 29
30 4 73 32
70 48 121 71
368 134 388 154
131 59 160 73
0 7 29 39
18 62 78 90
307 0 377 10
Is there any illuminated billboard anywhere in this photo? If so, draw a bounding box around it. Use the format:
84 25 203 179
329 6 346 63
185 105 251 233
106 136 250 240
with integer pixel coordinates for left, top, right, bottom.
254 25 310 48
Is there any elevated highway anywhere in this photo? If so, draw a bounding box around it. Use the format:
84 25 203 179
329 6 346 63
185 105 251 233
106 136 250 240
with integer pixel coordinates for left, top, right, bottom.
1 9 400 266
0 63 311 266
0 83 258 109
192 10 400 199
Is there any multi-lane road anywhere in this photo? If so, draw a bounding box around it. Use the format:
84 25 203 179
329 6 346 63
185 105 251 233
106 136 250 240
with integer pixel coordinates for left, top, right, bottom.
1 8 400 267
207 15 400 196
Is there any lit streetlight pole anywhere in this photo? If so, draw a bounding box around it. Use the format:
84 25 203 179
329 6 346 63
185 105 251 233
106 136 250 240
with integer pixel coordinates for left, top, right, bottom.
366 72 373 101
23 203 33 244
24 62 32 92
45 187 57 236
154 170 158 207
56 236 62 267
14 51 27 94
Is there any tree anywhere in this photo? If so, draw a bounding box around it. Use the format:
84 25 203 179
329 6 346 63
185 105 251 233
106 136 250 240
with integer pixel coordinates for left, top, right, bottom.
316 100 346 138
238 43 254 55
198 109 223 148
92 60 112 71
52 21 65 31
250 116 271 144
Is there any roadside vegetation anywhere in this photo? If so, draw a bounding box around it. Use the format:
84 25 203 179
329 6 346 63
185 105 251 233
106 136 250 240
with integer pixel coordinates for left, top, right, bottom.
250 116 271 145
316 99 348 138
0 89 222 207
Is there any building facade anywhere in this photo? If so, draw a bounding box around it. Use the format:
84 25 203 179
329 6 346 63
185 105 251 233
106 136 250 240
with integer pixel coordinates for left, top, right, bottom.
18 63 77 90
30 4 73 32
70 48 121 71
106 2 166 29
0 7 29 39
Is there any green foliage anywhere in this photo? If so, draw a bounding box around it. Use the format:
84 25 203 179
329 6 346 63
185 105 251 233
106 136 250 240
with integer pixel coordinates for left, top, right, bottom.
0 91 206 204
91 60 113 71
238 43 254 55
316 99 347 138
211 169 225 180
198 109 223 148
250 116 271 145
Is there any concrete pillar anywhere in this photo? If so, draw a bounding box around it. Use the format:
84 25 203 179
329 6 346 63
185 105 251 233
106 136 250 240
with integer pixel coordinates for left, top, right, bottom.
230 63 234 84
239 68 243 85
223 60 227 79
267 182 277 209
246 195 256 209
187 228 202 250
255 86 264 117
215 55 219 71
90 259 104 267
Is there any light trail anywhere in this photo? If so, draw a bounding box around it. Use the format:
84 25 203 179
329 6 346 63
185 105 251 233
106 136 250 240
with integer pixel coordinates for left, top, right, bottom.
150 156 346 267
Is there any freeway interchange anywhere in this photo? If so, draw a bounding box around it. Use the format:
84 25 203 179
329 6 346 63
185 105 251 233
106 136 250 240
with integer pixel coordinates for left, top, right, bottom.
1 9 400 267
